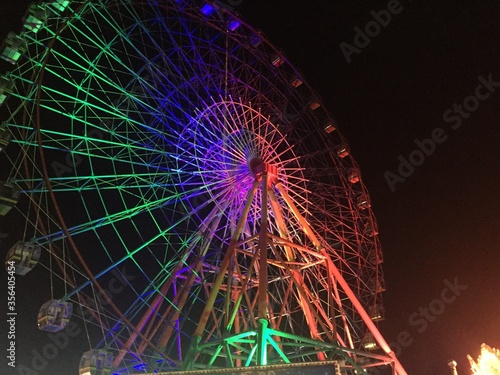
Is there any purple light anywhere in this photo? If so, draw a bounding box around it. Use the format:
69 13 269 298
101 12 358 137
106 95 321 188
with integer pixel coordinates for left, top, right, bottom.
228 19 240 31
250 34 262 47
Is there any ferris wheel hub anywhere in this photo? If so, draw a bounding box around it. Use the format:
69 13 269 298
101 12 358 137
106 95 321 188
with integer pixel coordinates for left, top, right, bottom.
248 157 278 181
248 156 263 175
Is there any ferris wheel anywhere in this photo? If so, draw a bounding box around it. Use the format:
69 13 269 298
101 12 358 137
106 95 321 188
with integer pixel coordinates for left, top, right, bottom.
0 1 406 374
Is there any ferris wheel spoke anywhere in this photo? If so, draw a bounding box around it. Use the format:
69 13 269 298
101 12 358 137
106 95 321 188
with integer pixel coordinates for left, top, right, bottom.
9 128 213 177
10 147 189 180
110 203 231 361
35 79 169 137
95 3 221 109
148 11 226 94
9 124 167 155
35 172 234 247
33 190 189 245
67 192 233 345
67 224 208 302
47 8 164 97
25 33 191 138
11 172 177 193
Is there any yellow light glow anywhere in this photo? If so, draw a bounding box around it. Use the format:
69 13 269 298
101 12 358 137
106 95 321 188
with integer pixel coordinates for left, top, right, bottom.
468 344 500 375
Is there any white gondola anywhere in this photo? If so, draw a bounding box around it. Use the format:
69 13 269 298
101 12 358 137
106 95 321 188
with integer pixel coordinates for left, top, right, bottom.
23 3 48 33
272 55 284 68
227 18 240 32
1 32 26 64
4 241 41 276
362 331 379 350
290 76 303 88
37 299 73 332
348 170 360 184
367 304 385 322
357 194 371 209
0 75 13 106
249 33 262 47
200 3 215 16
0 181 20 216
336 145 349 158
323 120 336 134
368 277 386 294
308 96 321 110
369 248 383 265
0 125 11 152
47 0 71 14
364 221 378 237
79 350 113 375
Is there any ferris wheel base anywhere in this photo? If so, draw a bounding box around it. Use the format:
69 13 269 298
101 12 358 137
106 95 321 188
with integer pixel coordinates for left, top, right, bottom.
174 319 400 375
149 361 345 375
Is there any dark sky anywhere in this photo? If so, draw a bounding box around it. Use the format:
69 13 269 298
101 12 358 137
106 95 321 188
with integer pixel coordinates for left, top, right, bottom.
237 1 500 373
1 1 500 375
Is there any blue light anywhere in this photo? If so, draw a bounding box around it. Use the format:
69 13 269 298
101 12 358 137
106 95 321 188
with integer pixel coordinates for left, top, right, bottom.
200 4 215 16
133 363 148 370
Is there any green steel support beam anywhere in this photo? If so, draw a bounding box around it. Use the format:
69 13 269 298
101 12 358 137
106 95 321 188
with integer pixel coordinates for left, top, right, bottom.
257 319 268 366
184 321 386 373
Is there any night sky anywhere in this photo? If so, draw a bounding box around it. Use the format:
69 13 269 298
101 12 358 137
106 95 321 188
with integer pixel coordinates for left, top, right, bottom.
1 1 500 375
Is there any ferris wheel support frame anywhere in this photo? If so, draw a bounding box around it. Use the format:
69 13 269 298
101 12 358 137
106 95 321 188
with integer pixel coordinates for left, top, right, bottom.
180 164 406 375
275 182 407 375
